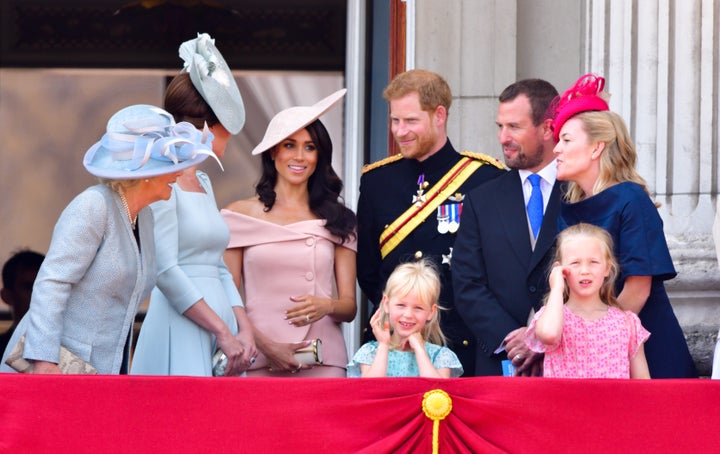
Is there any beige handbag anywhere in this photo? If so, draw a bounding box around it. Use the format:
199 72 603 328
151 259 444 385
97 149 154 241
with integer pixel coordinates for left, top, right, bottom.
5 335 98 374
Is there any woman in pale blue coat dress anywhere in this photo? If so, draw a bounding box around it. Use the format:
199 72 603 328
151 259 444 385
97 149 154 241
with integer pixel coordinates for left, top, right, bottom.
0 104 213 374
131 33 256 376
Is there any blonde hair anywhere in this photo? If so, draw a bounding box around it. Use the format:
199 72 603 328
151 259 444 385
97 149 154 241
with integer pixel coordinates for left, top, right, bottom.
564 110 653 204
100 178 141 193
550 223 619 307
380 259 447 346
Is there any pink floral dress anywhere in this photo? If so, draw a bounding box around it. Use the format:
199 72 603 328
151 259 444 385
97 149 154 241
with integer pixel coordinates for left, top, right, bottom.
525 305 650 378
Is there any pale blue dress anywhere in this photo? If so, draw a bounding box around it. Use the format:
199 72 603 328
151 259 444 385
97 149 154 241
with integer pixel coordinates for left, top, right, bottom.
347 341 464 377
131 171 243 376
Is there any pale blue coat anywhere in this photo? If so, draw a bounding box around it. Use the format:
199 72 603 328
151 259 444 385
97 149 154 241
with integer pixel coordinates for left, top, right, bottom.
0 184 157 374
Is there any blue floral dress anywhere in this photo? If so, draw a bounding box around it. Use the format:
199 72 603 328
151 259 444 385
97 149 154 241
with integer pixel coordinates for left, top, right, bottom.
347 341 463 377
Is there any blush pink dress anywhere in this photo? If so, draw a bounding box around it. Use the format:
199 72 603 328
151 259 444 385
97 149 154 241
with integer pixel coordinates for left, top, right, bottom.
221 209 356 377
525 305 650 378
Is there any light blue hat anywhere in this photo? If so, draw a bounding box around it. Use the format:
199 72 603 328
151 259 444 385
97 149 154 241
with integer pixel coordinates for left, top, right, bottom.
180 33 246 135
83 104 221 180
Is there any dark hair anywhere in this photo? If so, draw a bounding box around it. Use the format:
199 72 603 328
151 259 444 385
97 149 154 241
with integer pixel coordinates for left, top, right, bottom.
2 250 44 289
499 79 559 126
164 72 219 129
256 119 356 242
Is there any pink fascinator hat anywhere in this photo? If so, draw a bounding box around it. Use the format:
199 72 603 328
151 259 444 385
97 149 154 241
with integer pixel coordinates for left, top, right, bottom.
550 73 609 141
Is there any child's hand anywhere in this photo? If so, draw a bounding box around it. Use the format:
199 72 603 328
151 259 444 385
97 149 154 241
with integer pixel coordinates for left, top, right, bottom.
549 262 568 291
370 308 392 345
404 332 425 352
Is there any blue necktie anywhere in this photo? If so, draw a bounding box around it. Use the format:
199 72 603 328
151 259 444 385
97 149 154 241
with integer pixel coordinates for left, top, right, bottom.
526 174 543 239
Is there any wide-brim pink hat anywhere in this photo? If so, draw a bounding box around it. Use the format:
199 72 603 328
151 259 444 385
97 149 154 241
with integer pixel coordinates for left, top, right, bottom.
251 88 347 155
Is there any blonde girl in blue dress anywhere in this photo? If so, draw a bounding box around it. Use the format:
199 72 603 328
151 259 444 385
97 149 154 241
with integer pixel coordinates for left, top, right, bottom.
347 259 463 378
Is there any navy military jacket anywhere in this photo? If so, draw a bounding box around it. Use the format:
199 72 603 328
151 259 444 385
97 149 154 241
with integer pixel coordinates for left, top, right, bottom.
356 139 505 376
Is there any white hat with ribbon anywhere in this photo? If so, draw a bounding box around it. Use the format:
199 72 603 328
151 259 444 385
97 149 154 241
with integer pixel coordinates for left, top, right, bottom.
251 88 347 155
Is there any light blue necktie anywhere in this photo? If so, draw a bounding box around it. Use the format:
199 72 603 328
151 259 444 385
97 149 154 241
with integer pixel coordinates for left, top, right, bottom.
526 173 543 239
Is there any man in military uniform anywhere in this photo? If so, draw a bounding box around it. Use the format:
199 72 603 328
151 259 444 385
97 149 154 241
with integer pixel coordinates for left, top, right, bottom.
356 69 505 376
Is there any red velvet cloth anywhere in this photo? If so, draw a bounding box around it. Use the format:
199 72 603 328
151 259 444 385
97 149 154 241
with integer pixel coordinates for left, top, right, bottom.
1 375 718 453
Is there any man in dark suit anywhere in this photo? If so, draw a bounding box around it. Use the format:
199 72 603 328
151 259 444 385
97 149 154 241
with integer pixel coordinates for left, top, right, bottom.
452 79 560 376
357 69 505 375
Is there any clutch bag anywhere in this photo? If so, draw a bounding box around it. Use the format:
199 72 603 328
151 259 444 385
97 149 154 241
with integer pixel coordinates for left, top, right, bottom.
212 349 228 377
211 338 323 376
5 335 98 374
294 338 323 365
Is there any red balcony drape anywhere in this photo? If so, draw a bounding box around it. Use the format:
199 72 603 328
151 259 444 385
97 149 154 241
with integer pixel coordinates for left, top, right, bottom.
1 375 718 453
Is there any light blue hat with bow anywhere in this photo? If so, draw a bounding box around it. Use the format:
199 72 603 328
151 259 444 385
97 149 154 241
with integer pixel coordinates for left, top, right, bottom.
83 104 221 180
180 33 246 135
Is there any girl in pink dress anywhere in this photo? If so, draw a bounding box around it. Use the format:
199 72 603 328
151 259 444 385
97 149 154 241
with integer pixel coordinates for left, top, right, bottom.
525 223 651 378
222 90 357 377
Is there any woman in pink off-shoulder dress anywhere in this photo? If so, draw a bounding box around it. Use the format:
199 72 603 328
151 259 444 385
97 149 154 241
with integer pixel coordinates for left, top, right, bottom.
222 89 357 377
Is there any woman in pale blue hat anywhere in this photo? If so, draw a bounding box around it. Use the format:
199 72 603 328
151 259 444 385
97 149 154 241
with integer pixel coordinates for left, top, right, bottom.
131 33 256 376
0 104 214 374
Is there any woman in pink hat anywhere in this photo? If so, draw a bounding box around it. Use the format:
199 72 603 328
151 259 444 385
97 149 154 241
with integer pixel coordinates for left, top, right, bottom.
222 89 358 377
551 74 696 378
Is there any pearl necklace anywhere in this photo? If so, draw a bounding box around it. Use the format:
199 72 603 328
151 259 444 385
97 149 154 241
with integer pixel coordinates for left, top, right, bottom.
118 191 137 230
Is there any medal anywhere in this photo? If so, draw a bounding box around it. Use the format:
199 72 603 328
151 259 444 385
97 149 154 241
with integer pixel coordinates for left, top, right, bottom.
436 205 449 234
412 173 428 206
447 203 460 233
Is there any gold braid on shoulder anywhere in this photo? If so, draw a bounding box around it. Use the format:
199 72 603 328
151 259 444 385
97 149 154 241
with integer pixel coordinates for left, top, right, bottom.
361 153 404 174
459 151 507 170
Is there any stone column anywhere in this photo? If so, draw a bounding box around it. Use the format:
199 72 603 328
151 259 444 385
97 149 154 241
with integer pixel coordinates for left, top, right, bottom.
414 0 517 155
584 0 720 374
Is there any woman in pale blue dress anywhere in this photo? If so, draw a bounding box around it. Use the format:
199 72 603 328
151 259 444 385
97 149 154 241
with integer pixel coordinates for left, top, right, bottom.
131 34 256 376
347 259 463 378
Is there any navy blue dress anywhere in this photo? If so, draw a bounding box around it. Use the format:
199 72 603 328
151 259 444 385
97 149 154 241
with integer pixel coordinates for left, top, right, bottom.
559 182 697 378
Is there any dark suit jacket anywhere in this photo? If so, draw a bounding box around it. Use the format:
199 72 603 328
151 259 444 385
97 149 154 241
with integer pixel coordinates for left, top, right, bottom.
452 169 563 375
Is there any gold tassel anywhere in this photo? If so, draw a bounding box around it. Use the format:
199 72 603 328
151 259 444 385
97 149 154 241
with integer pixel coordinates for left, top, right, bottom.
422 389 453 454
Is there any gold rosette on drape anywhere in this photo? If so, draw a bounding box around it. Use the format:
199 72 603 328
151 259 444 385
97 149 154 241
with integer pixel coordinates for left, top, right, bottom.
422 389 453 454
